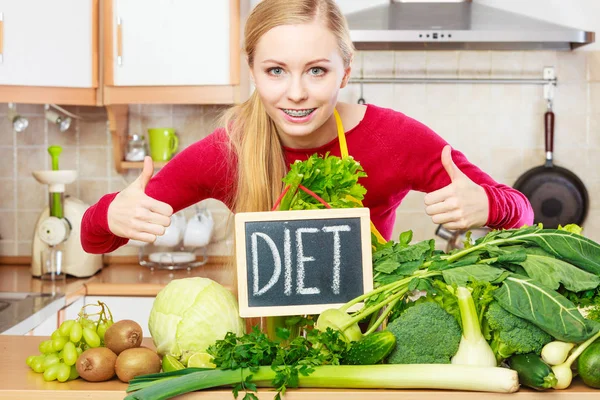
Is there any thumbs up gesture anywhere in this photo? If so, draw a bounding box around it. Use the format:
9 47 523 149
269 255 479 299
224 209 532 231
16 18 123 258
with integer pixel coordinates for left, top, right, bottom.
107 156 173 242
423 145 489 231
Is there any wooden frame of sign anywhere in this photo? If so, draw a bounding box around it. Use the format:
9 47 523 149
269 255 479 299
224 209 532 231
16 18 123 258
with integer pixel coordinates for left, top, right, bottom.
235 208 373 318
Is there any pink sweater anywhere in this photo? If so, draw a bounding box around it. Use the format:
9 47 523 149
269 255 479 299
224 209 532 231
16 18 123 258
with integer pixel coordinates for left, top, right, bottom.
81 104 533 254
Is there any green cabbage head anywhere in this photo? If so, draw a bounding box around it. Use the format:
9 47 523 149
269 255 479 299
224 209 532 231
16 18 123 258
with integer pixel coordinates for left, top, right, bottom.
148 277 245 364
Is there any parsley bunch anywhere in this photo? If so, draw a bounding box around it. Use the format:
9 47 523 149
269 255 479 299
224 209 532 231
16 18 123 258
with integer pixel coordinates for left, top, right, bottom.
206 324 349 400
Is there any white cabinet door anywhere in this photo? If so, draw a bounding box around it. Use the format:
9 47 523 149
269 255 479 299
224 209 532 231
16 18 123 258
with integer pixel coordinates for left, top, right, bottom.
0 0 95 87
29 312 58 336
111 0 231 86
85 296 155 338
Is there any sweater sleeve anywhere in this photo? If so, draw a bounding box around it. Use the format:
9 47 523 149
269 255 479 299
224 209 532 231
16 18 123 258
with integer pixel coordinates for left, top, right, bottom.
383 112 534 230
80 129 235 254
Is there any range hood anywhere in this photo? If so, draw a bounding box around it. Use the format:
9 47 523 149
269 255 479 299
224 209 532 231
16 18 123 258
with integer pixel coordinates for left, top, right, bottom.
345 1 595 51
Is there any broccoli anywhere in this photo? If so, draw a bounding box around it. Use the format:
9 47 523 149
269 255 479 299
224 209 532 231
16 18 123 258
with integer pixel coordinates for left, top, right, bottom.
385 302 461 364
484 301 553 363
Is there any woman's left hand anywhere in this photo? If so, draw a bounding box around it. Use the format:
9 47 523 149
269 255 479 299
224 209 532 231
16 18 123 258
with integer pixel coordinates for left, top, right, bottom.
423 145 489 230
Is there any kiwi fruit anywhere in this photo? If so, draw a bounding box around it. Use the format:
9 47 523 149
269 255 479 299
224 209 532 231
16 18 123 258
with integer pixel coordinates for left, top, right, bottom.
115 347 161 383
76 347 118 382
104 319 143 355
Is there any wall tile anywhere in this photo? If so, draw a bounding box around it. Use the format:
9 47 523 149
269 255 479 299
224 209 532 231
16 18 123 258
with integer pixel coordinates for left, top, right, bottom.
590 82 600 113
0 119 15 146
17 147 46 178
554 114 587 149
0 211 16 240
16 117 45 146
363 84 394 109
457 84 492 116
17 177 46 210
173 113 205 149
393 84 427 117
79 179 110 206
587 52 600 82
363 51 395 78
458 51 491 78
0 179 15 209
491 51 523 78
48 120 78 147
79 148 108 178
141 104 172 115
338 83 362 104
523 51 557 78
554 83 587 115
588 113 600 147
557 52 586 83
17 211 41 241
0 104 7 115
203 106 228 133
0 148 14 178
79 120 108 146
425 85 460 115
426 52 458 78
349 52 363 79
16 104 44 116
0 241 17 256
395 51 427 76
18 242 32 256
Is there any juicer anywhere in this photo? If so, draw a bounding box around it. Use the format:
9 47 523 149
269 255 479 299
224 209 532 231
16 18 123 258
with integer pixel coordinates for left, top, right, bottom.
31 146 103 278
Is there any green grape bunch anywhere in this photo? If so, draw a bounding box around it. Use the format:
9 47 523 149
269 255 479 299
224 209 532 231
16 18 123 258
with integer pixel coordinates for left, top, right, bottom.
25 301 114 382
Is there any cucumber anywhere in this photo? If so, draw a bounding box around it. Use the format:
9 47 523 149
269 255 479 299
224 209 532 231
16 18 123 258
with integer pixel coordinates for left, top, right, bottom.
342 331 396 365
508 353 557 390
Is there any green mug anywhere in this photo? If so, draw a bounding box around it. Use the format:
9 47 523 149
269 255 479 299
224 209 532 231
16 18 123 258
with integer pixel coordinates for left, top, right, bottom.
148 128 179 161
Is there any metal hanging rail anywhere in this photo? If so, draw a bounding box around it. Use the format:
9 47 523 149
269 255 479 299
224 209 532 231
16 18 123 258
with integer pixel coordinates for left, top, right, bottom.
348 77 556 85
349 67 557 86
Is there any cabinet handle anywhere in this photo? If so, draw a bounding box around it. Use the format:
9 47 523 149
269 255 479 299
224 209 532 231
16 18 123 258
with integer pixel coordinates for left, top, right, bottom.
117 17 123 66
0 13 4 64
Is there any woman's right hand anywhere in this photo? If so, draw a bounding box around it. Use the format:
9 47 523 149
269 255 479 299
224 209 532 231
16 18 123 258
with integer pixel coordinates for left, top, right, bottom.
107 156 173 242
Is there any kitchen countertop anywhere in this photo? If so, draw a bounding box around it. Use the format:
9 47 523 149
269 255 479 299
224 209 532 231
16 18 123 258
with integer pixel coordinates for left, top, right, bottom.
0 260 235 334
1 336 598 400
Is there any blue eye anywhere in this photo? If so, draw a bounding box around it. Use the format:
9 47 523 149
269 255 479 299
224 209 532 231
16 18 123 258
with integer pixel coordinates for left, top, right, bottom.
268 67 284 76
309 67 326 76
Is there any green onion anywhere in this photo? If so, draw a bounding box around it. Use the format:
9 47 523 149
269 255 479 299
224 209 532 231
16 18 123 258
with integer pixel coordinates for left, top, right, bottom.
125 364 519 399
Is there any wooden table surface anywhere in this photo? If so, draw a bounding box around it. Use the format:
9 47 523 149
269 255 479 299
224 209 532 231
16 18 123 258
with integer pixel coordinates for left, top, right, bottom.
1 336 598 400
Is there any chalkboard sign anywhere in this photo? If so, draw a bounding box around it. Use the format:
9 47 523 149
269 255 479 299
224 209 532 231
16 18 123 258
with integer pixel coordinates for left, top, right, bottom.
235 208 373 317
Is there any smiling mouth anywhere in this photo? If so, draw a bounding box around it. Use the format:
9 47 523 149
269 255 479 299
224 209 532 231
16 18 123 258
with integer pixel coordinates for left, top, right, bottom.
282 108 316 117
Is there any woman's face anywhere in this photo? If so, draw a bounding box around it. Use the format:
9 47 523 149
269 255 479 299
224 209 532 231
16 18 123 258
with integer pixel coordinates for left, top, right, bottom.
250 21 351 148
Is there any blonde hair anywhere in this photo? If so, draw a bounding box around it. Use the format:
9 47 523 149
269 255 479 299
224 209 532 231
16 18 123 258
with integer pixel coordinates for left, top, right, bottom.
222 0 355 213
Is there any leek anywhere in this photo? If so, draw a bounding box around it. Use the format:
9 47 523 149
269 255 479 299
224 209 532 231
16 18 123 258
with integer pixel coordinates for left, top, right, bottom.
125 364 519 400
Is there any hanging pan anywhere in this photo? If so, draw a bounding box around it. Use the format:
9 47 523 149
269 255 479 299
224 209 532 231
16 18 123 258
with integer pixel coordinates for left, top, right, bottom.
513 108 589 228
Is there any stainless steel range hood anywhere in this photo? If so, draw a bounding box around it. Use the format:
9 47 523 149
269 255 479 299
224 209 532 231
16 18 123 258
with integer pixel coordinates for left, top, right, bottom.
345 1 595 51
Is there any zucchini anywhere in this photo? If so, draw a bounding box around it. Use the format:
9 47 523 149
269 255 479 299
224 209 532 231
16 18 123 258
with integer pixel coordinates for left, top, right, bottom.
342 330 396 365
508 353 557 390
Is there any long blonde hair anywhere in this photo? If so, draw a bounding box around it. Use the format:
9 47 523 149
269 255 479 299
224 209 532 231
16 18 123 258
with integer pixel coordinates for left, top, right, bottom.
222 0 355 213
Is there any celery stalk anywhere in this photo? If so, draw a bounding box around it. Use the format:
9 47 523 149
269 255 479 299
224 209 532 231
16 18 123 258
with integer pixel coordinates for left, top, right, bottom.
126 364 519 400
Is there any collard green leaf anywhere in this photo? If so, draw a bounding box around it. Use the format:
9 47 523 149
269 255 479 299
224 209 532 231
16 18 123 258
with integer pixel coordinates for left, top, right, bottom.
442 264 506 287
494 275 597 342
507 228 600 275
516 254 600 292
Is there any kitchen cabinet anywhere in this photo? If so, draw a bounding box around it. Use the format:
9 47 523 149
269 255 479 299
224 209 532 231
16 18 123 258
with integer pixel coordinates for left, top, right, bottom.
0 0 99 105
103 0 241 105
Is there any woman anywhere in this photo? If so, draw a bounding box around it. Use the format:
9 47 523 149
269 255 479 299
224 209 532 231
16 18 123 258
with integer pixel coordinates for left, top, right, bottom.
81 0 533 254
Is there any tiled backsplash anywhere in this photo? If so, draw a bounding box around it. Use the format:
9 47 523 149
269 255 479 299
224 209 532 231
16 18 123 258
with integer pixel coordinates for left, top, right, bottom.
338 50 600 245
0 50 599 257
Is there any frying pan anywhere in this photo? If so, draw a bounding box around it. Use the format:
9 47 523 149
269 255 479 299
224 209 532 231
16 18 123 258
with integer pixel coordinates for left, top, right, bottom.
513 109 589 228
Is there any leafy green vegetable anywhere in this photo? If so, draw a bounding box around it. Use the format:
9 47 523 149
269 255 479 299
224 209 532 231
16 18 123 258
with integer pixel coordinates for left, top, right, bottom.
148 277 245 365
278 153 367 211
515 253 600 292
494 275 598 342
485 301 552 362
442 264 506 287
